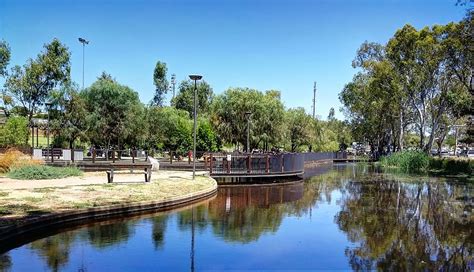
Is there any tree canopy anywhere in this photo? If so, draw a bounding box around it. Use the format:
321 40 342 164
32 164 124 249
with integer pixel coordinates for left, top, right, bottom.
171 80 213 116
82 74 143 148
340 15 473 155
210 88 285 151
151 61 169 106
3 38 71 122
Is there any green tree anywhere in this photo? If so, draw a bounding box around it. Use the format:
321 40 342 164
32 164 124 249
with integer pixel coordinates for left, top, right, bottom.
146 106 192 153
285 107 314 152
327 107 336 121
197 118 220 152
4 38 71 122
312 121 339 152
0 116 29 147
49 83 89 149
0 40 10 78
151 61 168 106
171 80 213 116
341 19 472 155
82 74 144 149
211 88 285 151
386 24 459 152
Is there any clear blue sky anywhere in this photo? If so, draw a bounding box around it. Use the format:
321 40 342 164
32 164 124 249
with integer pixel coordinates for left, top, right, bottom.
0 0 467 119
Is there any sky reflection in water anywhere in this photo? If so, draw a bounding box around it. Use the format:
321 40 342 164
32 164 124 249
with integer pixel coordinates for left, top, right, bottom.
1 164 472 271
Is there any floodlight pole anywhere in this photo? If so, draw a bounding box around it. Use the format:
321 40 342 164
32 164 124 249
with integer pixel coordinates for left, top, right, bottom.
78 37 89 89
188 75 202 180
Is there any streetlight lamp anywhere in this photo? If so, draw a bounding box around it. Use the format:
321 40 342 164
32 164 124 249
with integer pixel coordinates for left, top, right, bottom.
245 111 252 153
188 74 202 180
45 102 53 162
78 37 89 90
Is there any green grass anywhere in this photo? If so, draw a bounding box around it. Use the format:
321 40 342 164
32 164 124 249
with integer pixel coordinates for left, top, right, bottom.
29 134 48 148
7 165 83 180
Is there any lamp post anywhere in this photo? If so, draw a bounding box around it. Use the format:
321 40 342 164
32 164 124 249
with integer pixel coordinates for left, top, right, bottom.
45 102 52 161
245 111 252 153
188 74 202 180
78 38 89 90
171 74 176 100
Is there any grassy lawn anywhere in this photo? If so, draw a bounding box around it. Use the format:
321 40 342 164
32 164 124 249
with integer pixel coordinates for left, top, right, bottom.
0 175 215 227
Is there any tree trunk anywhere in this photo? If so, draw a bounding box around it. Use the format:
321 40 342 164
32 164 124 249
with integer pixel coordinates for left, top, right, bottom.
419 125 425 150
424 116 441 153
399 111 404 151
454 127 459 156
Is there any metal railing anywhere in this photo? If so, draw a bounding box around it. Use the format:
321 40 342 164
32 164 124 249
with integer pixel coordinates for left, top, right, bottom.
303 152 335 162
206 153 305 176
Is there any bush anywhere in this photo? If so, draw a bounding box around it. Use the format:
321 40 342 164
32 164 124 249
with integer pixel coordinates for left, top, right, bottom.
0 116 29 147
7 165 83 180
0 149 43 173
429 157 472 175
379 151 430 173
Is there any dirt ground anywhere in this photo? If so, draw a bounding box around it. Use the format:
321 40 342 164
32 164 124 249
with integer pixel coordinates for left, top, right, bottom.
0 170 208 189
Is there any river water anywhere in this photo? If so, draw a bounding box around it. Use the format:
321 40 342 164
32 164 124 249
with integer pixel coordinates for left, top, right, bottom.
1 164 472 271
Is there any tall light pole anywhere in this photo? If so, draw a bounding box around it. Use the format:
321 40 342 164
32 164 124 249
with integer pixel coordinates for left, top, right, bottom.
78 38 89 90
189 74 202 180
171 74 176 100
245 112 252 153
312 82 317 119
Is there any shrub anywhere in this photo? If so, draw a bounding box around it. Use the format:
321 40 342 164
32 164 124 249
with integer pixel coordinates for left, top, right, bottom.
7 165 83 180
0 149 43 173
0 116 29 147
429 157 472 175
379 151 430 173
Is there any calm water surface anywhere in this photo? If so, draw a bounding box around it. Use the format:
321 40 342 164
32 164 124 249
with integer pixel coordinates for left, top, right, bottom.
1 165 472 271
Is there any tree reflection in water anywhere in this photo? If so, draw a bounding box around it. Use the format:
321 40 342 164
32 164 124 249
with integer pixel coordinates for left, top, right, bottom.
29 232 76 272
86 221 136 249
0 254 12 272
333 170 473 270
150 215 168 249
207 182 305 243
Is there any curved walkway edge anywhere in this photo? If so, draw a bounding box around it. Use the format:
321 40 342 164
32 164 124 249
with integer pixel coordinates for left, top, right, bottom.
0 178 217 253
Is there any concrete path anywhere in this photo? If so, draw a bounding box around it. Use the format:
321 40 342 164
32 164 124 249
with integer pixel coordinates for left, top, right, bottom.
0 170 208 190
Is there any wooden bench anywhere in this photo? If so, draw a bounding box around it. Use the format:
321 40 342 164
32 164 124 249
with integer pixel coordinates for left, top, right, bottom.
106 163 152 183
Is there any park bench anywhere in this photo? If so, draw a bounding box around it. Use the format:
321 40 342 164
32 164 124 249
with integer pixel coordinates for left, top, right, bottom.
42 148 62 159
106 163 152 183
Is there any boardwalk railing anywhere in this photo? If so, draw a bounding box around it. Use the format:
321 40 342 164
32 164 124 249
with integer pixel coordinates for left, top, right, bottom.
303 151 347 162
303 152 334 162
206 153 304 177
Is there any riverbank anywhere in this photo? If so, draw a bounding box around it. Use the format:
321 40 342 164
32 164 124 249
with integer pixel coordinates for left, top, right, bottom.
378 151 472 179
0 171 217 229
